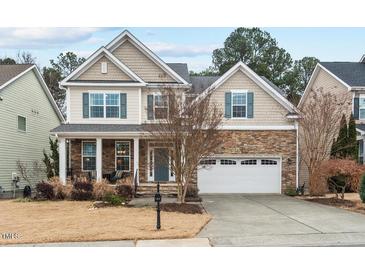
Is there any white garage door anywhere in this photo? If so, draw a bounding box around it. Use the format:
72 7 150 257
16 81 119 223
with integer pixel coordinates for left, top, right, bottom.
198 157 281 193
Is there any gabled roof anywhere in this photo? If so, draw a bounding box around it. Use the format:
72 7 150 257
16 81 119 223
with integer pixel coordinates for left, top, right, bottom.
0 64 33 87
0 65 65 122
106 30 190 85
260 76 285 96
197 61 297 113
61 47 145 87
320 62 365 87
190 76 220 93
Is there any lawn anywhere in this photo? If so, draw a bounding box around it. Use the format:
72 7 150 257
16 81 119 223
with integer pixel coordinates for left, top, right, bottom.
0 200 211 245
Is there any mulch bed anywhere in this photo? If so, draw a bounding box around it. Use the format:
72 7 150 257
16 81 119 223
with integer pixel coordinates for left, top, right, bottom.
304 197 365 214
160 203 204 214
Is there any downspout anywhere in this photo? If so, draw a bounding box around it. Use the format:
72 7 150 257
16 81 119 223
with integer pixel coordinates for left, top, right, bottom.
295 120 299 189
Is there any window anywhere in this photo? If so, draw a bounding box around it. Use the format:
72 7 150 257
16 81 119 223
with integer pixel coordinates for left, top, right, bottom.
359 97 365 119
90 93 104 118
232 92 247 118
154 95 168 119
220 159 236 165
115 141 130 171
106 94 119 118
82 142 96 171
241 159 257 165
261 159 278 165
90 93 120 118
17 116 26 132
200 159 216 165
101 62 108 74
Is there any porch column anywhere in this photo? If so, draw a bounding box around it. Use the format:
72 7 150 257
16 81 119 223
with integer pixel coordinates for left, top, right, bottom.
59 137 66 185
96 138 102 181
133 137 139 185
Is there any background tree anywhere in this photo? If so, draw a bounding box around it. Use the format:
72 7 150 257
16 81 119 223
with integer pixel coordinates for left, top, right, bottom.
17 51 37 64
42 138 59 179
212 28 293 89
189 66 219 76
330 114 358 160
50 52 86 78
0 57 16 64
299 87 351 195
146 89 223 203
283 57 319 105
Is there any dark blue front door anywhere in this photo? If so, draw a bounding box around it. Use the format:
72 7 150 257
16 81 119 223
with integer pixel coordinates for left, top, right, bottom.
154 148 169 181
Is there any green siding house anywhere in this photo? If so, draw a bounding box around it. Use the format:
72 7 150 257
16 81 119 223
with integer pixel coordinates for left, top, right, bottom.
0 65 64 198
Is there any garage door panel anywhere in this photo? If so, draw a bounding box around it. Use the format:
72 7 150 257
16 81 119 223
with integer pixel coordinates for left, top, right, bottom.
198 157 281 193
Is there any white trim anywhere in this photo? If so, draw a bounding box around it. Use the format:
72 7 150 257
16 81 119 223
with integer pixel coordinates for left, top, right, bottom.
360 54 365 63
358 94 365 120
60 47 145 86
89 92 121 119
81 140 97 172
101 62 108 74
96 138 102 181
115 140 131 172
0 65 64 122
295 120 299 189
146 83 191 89
138 88 142 124
59 137 66 185
197 61 297 113
66 88 71 123
133 138 139 185
219 125 296 130
106 30 189 85
17 115 27 133
298 63 352 108
63 82 146 87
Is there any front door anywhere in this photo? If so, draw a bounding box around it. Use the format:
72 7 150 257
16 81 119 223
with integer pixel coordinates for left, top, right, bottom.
154 148 169 182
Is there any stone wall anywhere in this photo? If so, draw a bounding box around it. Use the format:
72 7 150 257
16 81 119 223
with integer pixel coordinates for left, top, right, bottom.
215 130 297 191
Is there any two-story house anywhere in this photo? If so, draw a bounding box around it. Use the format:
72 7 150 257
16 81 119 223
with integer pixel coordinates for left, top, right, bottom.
0 65 64 198
51 30 299 194
298 57 365 186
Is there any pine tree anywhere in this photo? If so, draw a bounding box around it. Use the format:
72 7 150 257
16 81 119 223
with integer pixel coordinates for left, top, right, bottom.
347 114 358 160
331 114 348 158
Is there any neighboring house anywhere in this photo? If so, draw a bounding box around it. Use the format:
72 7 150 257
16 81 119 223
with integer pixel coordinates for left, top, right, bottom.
298 57 365 186
0 65 64 198
51 30 299 194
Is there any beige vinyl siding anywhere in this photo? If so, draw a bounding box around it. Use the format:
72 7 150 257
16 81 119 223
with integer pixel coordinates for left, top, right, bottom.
211 70 292 126
69 86 140 124
76 56 133 81
112 39 176 83
298 67 352 187
0 70 61 192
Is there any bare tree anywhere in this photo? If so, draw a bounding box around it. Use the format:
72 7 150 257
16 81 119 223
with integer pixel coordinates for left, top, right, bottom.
145 89 223 203
299 87 351 195
16 160 45 188
17 51 37 64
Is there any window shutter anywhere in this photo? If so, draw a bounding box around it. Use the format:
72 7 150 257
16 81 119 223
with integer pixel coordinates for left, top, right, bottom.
247 92 254 118
83 93 89 118
224 92 232 118
120 93 127 119
354 97 360 119
147 94 154 120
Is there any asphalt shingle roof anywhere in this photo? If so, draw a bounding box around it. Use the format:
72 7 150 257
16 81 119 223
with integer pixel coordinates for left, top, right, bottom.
190 76 220 93
167 63 190 83
260 76 285 96
0 64 33 87
320 62 365 87
50 124 163 133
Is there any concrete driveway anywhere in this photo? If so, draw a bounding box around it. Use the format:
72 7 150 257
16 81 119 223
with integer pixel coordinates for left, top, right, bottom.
199 194 365 246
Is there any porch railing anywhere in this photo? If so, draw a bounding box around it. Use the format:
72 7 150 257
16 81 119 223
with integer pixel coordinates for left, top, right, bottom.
133 169 139 195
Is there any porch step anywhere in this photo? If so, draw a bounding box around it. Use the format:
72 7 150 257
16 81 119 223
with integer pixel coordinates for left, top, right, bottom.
136 183 178 196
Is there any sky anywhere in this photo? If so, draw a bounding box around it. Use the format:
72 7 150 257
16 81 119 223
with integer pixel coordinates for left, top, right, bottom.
0 27 365 72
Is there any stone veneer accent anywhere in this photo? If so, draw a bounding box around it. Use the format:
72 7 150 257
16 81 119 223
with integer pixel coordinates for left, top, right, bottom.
215 130 297 192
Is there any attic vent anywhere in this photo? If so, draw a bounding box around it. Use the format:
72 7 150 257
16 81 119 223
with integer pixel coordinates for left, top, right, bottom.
101 62 108 74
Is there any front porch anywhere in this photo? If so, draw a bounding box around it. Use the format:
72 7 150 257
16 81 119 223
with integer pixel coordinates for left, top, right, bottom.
58 137 177 194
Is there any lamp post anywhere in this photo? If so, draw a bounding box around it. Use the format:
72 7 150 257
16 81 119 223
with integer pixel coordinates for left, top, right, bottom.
154 181 162 230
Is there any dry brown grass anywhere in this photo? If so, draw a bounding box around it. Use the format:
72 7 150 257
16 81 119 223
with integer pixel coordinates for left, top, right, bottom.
0 200 211 245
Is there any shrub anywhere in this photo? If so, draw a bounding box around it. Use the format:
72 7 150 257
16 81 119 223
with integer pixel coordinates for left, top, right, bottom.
318 159 365 199
104 193 125 206
49 177 72 200
284 185 297 196
116 176 132 186
360 174 365 203
93 179 115 200
71 177 93 201
185 184 199 198
36 181 54 200
115 184 133 200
